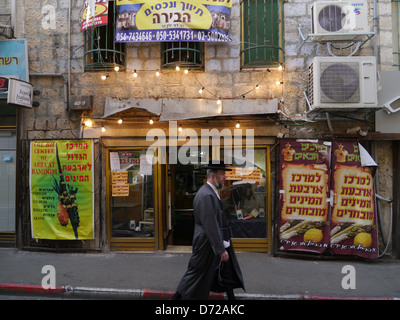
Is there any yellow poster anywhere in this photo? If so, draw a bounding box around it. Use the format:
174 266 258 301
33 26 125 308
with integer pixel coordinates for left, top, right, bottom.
81 0 109 31
30 140 94 240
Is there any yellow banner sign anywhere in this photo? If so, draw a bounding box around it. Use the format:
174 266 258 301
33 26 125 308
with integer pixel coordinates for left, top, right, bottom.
115 0 232 42
30 140 94 240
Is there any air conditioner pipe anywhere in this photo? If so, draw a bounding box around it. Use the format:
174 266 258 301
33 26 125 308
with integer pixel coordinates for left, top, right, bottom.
373 0 378 59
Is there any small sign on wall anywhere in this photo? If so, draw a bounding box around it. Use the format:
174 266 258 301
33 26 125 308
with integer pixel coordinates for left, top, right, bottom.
7 78 33 108
2 155 12 162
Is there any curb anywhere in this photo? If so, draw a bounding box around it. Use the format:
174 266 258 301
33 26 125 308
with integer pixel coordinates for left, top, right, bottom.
0 283 64 296
0 283 398 300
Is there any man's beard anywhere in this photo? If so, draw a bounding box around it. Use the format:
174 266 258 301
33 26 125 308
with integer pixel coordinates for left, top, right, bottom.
215 180 223 189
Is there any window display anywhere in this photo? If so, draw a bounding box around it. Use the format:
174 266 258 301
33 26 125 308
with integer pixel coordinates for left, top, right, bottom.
110 150 154 238
221 149 267 238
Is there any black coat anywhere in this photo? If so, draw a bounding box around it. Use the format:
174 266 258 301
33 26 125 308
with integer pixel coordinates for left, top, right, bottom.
176 183 245 299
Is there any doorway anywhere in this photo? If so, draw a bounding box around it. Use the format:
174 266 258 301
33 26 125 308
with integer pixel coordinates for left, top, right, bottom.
0 131 16 247
170 163 206 245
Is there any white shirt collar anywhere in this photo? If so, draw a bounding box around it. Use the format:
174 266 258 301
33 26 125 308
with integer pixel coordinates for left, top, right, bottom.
206 181 220 200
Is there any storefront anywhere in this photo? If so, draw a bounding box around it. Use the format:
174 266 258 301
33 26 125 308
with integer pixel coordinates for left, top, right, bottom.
0 39 29 247
100 117 276 253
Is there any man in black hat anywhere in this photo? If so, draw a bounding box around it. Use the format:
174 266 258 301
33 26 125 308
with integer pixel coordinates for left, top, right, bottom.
171 161 245 300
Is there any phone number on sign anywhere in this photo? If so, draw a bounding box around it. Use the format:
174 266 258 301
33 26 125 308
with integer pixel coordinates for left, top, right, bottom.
116 30 230 42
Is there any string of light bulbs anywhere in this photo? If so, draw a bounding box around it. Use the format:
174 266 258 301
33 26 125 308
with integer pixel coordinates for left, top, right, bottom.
94 64 284 130
101 63 284 102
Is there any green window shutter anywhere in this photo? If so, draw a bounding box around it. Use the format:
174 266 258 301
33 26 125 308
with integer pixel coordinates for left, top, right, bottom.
241 0 284 68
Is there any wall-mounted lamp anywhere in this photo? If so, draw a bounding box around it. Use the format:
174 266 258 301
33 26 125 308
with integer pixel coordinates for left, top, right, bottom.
84 119 93 127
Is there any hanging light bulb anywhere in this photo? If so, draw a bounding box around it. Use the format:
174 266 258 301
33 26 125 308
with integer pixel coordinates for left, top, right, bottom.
178 125 182 132
276 81 283 85
101 126 106 132
84 119 93 127
217 98 222 105
101 75 109 80
184 69 189 74
236 122 240 129
118 119 123 124
114 66 120 72
255 85 259 90
133 70 138 78
278 64 283 71
155 70 160 77
199 87 204 94
149 118 154 125
176 65 180 71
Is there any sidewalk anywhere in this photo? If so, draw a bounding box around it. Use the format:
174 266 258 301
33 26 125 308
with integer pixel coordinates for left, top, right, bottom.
1 247 400 299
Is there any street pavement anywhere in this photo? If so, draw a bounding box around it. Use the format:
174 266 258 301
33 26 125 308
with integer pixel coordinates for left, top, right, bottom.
1 247 400 300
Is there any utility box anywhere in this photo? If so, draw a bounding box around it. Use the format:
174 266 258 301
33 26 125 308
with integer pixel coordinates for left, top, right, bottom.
69 95 93 111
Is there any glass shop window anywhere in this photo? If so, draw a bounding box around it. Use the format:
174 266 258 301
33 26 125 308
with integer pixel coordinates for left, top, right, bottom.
110 150 154 238
220 148 267 238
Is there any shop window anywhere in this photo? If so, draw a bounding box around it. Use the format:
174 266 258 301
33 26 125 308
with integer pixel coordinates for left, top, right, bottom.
240 0 284 68
161 42 204 70
221 148 268 239
393 0 400 68
84 0 126 71
111 150 154 238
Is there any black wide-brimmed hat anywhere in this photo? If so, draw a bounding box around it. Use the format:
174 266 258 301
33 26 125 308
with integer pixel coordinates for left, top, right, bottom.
204 160 232 171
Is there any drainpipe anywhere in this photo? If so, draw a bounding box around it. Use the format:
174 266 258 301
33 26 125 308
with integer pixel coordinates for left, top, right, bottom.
68 0 71 110
373 0 379 62
11 0 16 36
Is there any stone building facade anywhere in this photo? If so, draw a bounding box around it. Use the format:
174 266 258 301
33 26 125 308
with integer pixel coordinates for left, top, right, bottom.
2 0 399 256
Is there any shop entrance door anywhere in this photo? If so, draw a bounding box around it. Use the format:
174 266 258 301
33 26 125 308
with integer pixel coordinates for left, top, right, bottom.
170 163 206 245
0 132 16 247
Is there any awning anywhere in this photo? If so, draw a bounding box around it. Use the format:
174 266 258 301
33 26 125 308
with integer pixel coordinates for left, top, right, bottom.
103 97 278 121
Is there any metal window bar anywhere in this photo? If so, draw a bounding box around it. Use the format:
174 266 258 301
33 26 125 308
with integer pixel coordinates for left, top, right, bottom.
84 1 126 71
240 0 284 68
161 42 204 70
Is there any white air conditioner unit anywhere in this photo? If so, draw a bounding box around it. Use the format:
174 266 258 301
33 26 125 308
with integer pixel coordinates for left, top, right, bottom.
311 0 371 41
306 56 378 112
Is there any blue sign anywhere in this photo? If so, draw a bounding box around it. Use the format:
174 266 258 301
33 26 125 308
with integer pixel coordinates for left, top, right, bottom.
0 39 29 99
2 155 12 162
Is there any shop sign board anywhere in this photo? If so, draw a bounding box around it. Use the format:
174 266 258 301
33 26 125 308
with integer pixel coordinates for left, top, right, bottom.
7 78 33 108
115 0 232 42
30 140 94 240
0 39 29 99
81 0 109 31
0 77 9 94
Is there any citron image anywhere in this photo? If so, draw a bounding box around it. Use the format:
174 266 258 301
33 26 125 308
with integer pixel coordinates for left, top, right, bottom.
354 232 372 248
304 228 323 243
